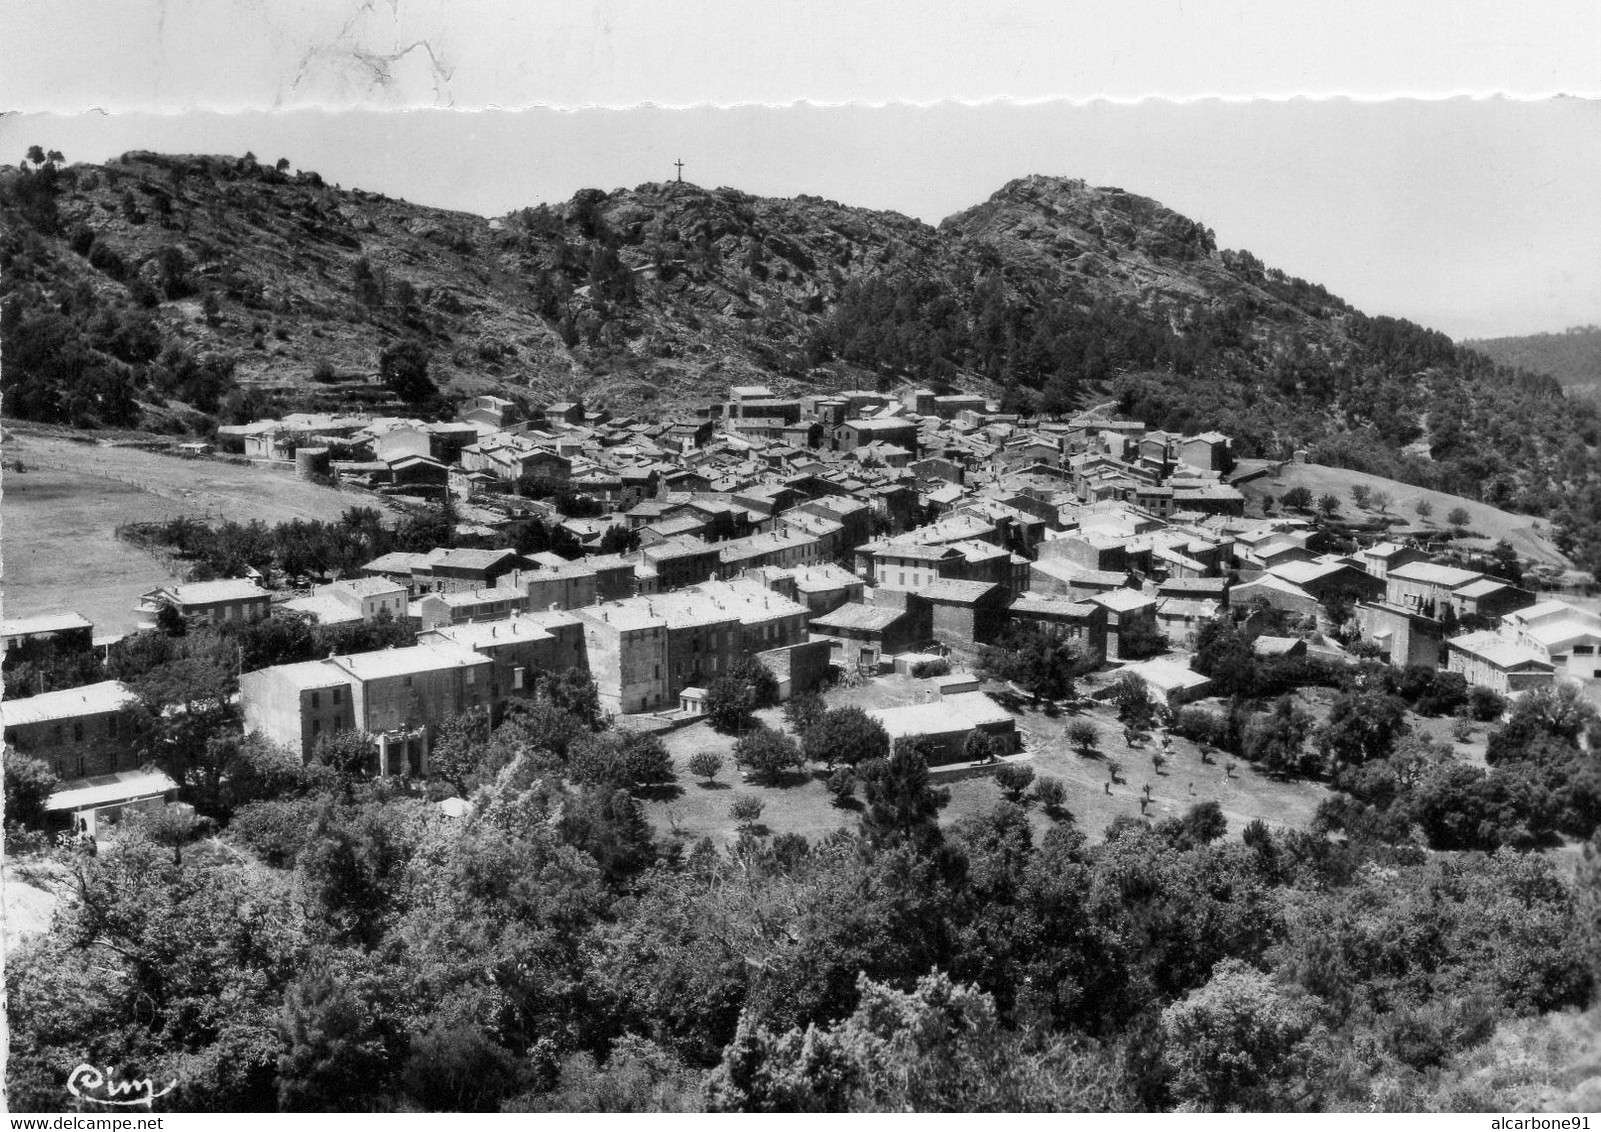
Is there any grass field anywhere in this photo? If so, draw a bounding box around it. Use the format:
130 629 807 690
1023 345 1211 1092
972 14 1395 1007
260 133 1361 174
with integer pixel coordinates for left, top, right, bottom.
644 674 1339 851
2 427 395 635
1245 461 1573 571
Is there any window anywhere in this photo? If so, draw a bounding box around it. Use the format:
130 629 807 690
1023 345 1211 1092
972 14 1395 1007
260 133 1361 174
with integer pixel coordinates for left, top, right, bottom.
465 668 476 686
332 688 343 705
1576 645 1595 655
513 666 526 690
404 675 413 687
73 722 83 742
108 716 119 737
311 691 321 709
312 720 321 736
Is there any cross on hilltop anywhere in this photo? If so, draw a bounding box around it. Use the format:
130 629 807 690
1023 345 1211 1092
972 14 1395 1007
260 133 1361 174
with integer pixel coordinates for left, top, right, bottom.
674 159 684 183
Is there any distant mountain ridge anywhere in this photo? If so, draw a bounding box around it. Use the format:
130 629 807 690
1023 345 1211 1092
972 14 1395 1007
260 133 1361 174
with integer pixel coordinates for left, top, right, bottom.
1465 326 1601 400
2 150 1599 550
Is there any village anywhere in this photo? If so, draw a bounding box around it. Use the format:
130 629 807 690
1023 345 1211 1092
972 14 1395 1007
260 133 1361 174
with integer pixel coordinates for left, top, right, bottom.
5 381 1597 841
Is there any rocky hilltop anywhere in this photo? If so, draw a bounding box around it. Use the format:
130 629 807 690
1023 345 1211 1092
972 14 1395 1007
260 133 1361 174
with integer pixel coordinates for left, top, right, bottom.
2 150 1597 528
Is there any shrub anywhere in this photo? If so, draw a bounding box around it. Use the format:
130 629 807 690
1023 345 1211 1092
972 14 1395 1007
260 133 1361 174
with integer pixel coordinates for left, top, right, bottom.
1067 718 1100 754
910 658 951 679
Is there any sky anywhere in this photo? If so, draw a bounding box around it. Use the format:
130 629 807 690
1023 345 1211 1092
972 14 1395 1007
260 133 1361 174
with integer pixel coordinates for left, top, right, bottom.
5 98 1597 342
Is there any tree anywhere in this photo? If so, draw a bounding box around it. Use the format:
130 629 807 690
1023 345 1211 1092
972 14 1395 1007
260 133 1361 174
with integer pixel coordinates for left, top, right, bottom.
783 691 827 735
688 750 724 785
1320 689 1409 769
378 337 436 404
980 624 1095 701
1317 493 1340 517
729 794 765 831
734 727 806 785
859 739 950 851
1469 684 1507 722
538 667 606 730
826 767 856 807
1415 499 1434 520
311 728 379 777
1031 776 1068 818
962 729 1001 764
1350 484 1371 509
1242 695 1315 777
3 750 59 829
1067 718 1100 755
704 675 756 735
1112 672 1156 731
803 706 890 769
1370 489 1393 515
154 598 187 637
277 962 392 1112
1119 618 1169 661
1447 505 1471 529
402 1023 525 1112
995 762 1035 801
1160 959 1322 1111
622 732 674 788
1280 486 1313 511
727 656 779 711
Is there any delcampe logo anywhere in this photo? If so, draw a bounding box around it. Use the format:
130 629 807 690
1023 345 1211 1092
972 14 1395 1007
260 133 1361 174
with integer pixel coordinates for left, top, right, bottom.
65 1064 177 1108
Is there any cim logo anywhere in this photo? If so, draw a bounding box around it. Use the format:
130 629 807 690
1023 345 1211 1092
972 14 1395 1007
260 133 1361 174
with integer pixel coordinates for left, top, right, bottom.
66 1064 177 1108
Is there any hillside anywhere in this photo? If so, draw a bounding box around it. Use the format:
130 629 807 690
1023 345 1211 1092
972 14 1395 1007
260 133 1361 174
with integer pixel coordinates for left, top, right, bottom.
6 149 1601 568
1466 325 1601 400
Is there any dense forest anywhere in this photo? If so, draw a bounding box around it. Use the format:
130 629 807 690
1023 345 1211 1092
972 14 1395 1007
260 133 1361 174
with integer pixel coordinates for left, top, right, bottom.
1468 325 1601 401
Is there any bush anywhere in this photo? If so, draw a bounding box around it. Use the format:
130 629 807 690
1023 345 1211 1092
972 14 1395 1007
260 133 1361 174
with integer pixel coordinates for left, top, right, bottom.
910 658 951 679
